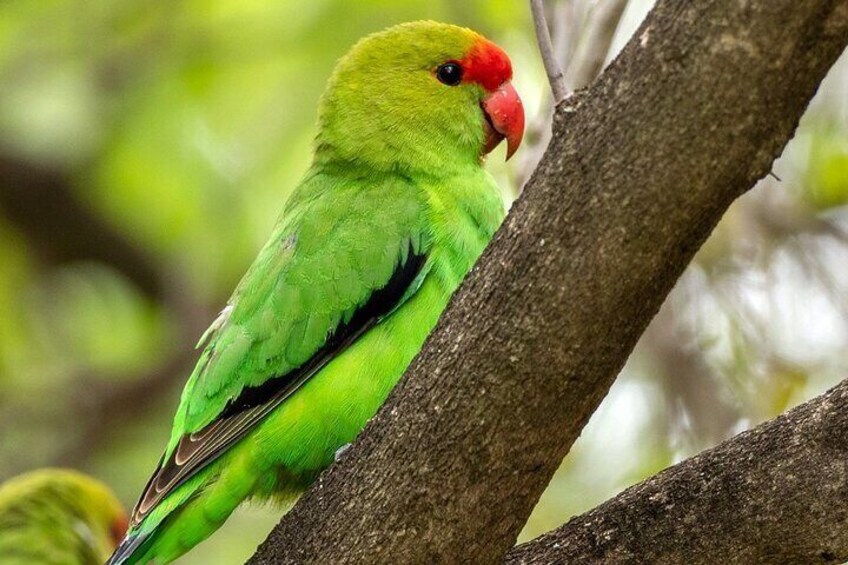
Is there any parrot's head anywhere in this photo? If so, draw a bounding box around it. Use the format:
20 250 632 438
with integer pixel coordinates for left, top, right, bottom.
0 469 128 560
315 21 524 172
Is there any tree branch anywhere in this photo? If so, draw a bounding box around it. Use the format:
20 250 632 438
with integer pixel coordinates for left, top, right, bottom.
530 0 568 103
517 0 629 188
565 0 629 91
0 155 163 300
0 154 217 476
51 347 199 470
250 1 848 562
504 377 848 564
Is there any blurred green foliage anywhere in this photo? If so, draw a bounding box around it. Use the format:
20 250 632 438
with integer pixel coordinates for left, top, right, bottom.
806 125 848 210
0 0 847 563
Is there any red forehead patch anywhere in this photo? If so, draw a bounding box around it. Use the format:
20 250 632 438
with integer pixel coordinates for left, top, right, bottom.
460 38 513 91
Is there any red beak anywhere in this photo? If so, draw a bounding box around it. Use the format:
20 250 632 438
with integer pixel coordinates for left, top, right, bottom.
481 81 524 160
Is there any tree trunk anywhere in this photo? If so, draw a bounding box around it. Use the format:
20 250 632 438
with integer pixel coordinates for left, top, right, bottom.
250 1 848 563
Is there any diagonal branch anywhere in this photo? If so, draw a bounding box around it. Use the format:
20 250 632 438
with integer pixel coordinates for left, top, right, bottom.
250 1 848 563
505 377 848 564
0 154 216 476
0 155 163 299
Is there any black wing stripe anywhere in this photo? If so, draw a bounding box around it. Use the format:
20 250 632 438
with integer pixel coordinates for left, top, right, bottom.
131 243 426 525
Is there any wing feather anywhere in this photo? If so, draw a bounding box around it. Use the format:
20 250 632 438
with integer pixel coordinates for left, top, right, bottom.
130 177 428 525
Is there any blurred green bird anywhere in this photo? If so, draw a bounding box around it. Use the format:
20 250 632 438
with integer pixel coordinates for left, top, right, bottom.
110 20 524 564
0 468 127 564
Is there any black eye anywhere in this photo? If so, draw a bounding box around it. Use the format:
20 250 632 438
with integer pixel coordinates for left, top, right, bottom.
436 62 463 86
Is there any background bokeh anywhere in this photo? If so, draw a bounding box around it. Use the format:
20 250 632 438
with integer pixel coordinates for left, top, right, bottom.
0 0 846 562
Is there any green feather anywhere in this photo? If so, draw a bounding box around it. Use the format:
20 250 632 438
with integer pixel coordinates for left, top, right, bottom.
0 469 126 565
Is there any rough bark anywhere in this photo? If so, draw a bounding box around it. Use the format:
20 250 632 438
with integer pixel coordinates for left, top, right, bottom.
251 1 848 563
505 377 848 564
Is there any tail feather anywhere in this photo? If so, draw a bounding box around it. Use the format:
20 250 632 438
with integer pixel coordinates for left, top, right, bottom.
106 530 152 565
104 467 249 565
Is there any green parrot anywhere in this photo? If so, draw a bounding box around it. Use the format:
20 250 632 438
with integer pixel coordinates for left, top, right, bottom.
109 20 524 564
0 468 127 564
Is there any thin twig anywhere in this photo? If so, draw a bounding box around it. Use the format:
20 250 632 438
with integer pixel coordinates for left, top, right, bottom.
531 0 568 103
517 0 630 188
567 0 629 89
551 0 579 72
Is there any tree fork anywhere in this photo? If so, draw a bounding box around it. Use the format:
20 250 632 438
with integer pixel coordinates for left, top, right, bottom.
251 1 848 563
